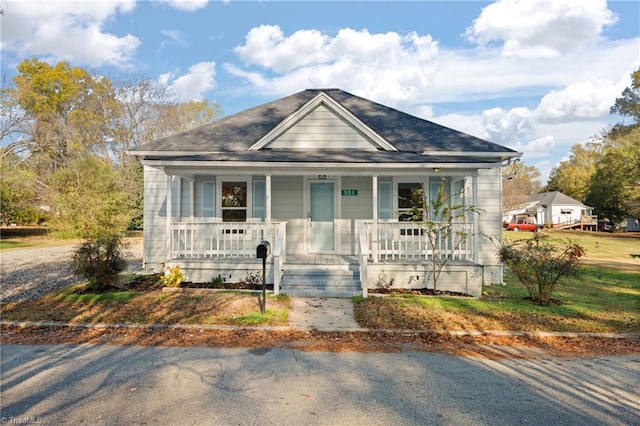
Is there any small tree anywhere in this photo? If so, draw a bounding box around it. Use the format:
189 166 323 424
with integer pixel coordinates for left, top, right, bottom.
499 234 585 305
72 232 128 292
407 180 483 293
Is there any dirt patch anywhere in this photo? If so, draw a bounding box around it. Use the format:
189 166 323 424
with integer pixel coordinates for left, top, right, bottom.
1 324 638 359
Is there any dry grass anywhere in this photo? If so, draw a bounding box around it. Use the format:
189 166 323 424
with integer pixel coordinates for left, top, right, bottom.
1 286 291 326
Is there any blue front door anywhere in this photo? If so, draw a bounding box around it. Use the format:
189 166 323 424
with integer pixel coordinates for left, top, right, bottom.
309 182 335 252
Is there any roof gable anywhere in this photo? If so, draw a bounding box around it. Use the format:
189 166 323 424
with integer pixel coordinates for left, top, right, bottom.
129 89 520 163
249 92 397 151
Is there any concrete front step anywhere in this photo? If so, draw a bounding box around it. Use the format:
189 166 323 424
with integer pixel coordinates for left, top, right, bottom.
281 287 362 298
280 266 362 298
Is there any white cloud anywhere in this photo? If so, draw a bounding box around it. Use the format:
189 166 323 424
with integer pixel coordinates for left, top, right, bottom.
415 105 434 119
534 66 639 123
159 0 209 12
535 79 620 123
466 0 617 58
162 62 217 102
513 135 556 159
1 0 139 68
161 30 188 48
234 25 330 73
480 107 536 145
230 25 439 107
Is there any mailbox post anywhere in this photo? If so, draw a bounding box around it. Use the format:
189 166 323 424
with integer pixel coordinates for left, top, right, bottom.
256 241 270 314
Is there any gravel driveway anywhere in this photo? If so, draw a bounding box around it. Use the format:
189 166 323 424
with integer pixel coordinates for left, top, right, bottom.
0 241 143 303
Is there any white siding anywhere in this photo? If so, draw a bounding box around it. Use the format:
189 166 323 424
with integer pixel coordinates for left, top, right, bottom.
340 176 373 255
268 104 378 150
143 166 169 272
475 167 503 284
271 176 305 254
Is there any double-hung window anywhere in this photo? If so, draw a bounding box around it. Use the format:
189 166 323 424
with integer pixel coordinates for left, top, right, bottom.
398 182 425 236
221 181 247 222
202 181 216 217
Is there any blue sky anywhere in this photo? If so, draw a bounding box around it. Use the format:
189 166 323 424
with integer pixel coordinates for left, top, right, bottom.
2 0 639 182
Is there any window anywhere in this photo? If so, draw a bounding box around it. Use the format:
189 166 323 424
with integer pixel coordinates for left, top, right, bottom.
378 180 392 220
221 181 247 222
398 182 425 222
253 179 266 221
397 182 425 236
429 177 451 221
202 181 215 217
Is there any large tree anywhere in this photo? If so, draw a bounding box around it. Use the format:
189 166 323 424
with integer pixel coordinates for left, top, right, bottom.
585 127 640 223
545 141 602 202
1 59 222 230
13 59 96 171
502 163 542 215
610 66 640 134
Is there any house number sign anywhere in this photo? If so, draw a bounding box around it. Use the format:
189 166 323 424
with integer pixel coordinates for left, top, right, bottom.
341 189 358 196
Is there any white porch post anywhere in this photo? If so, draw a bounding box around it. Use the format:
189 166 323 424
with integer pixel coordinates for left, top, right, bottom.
266 174 272 224
372 175 378 263
472 175 479 264
166 174 172 252
190 179 195 220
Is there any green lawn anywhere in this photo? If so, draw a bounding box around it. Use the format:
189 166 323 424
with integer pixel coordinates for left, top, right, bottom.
502 229 640 261
355 261 639 333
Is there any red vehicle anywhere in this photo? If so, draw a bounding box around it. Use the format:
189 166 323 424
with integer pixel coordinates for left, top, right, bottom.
503 217 543 232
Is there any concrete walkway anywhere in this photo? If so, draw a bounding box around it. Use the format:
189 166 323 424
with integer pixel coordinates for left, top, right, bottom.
287 297 366 331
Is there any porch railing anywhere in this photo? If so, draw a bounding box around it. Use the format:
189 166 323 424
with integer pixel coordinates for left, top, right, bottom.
272 222 287 295
358 220 475 263
169 221 285 260
357 220 369 297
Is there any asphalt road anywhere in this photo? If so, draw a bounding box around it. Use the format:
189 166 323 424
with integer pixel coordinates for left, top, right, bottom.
1 344 638 425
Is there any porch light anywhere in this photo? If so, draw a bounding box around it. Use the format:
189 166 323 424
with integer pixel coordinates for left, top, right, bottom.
502 158 521 180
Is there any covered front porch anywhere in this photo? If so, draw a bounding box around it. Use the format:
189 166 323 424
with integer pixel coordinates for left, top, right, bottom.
166 218 482 297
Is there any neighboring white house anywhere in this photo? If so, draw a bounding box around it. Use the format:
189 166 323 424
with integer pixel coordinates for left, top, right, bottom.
129 89 520 297
504 191 597 230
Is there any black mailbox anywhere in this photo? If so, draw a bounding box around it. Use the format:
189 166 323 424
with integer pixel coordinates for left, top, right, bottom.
256 241 270 259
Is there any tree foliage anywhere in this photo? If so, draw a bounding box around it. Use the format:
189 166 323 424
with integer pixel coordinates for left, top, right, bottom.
0 59 222 231
49 154 131 237
502 164 542 215
610 67 640 133
585 127 640 222
545 141 602 202
543 66 640 225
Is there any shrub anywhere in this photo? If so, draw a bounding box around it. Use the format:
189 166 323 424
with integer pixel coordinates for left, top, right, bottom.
374 270 394 290
161 265 185 287
499 234 585 305
238 271 263 289
211 275 225 288
72 233 128 292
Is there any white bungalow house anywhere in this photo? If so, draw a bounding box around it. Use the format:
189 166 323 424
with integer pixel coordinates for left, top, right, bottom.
128 89 520 297
503 191 597 230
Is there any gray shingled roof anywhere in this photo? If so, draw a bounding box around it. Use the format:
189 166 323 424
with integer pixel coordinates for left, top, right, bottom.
530 191 589 207
129 89 519 162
